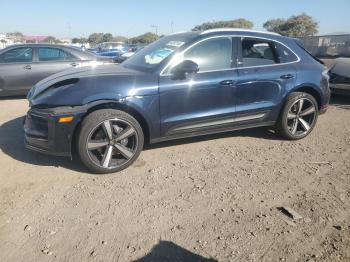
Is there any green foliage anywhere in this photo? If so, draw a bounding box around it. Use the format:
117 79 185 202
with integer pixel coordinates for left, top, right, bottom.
6 32 24 42
44 36 62 44
88 33 104 46
102 33 113 43
129 32 159 44
88 33 129 46
263 13 318 37
192 18 254 31
72 37 88 44
262 19 286 35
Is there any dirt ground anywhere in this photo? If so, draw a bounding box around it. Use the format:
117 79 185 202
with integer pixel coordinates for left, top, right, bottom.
0 96 349 262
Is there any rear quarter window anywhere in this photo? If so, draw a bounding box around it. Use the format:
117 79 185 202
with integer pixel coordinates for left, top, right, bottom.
275 42 299 63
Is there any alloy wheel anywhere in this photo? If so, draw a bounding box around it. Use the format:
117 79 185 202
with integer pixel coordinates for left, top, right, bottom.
287 98 317 136
86 118 138 169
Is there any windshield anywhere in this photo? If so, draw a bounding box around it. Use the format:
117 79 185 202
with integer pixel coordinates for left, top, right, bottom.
122 32 199 72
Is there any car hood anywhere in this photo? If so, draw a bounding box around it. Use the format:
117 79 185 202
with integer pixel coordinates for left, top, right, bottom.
28 64 159 107
33 64 137 93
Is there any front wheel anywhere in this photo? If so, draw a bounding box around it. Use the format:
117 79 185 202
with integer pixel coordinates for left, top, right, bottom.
275 92 319 140
77 109 144 174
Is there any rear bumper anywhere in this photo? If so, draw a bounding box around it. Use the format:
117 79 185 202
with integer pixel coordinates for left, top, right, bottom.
24 106 86 157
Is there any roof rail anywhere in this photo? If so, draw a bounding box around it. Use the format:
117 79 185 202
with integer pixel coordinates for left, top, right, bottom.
200 28 281 36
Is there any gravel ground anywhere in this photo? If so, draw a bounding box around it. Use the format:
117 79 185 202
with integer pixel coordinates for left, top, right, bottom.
0 96 349 262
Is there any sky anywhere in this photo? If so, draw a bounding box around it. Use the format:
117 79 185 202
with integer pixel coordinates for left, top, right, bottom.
1 0 349 38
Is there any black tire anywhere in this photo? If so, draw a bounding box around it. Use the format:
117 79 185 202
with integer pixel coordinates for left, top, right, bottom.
77 109 144 174
275 92 318 140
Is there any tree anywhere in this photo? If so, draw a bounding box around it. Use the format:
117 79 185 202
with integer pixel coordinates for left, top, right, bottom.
44 36 62 44
72 37 88 44
88 33 104 47
6 32 24 42
192 18 253 31
263 13 318 37
262 19 286 35
102 33 113 43
129 32 159 44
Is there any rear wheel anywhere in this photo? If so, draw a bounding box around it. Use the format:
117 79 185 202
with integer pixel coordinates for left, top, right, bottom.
77 109 144 174
276 92 318 140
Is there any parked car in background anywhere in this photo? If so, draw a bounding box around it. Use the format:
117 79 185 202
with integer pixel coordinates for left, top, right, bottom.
329 57 350 96
91 42 130 63
115 45 146 63
0 44 113 96
91 42 129 54
25 29 330 174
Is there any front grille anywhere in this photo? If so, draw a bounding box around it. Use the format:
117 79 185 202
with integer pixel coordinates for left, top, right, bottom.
25 112 49 139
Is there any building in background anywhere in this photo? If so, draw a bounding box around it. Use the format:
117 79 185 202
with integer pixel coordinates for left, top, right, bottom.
23 35 49 43
0 33 14 49
301 34 350 59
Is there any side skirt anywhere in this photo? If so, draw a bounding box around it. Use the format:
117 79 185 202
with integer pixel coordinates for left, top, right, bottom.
150 121 276 144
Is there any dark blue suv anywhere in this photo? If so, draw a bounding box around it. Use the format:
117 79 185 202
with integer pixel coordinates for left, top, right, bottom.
25 29 330 174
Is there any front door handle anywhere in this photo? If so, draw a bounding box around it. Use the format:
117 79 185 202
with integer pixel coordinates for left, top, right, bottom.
70 62 78 67
280 74 294 80
219 80 234 86
24 65 32 70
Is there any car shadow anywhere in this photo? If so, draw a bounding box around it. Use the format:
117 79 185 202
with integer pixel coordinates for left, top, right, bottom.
0 116 280 172
0 95 27 100
330 94 350 109
133 240 216 262
0 116 87 173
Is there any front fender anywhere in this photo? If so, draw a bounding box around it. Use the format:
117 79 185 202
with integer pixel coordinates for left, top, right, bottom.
31 73 159 107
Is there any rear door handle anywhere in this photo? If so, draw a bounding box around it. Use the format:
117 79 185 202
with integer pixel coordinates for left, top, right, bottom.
219 80 234 86
70 62 78 67
280 74 294 80
24 65 32 70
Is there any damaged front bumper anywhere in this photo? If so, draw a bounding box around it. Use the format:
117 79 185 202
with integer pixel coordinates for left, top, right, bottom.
23 106 87 157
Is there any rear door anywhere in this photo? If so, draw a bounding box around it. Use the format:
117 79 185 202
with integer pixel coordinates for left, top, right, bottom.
0 46 35 95
235 37 298 122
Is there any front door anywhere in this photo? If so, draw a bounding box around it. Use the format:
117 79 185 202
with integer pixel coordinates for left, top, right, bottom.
159 36 239 137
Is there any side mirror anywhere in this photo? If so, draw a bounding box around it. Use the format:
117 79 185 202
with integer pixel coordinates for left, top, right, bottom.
171 60 199 79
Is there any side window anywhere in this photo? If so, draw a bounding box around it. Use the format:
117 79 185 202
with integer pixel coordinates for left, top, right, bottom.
0 47 33 63
183 37 232 72
274 42 299 63
241 38 277 67
38 48 75 62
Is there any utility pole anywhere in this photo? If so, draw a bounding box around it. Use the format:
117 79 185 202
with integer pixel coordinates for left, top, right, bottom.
151 25 158 36
67 22 71 42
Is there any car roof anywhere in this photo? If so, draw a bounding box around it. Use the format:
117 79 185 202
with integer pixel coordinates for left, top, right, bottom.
200 28 280 36
3 43 81 49
1 43 98 59
169 29 284 42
